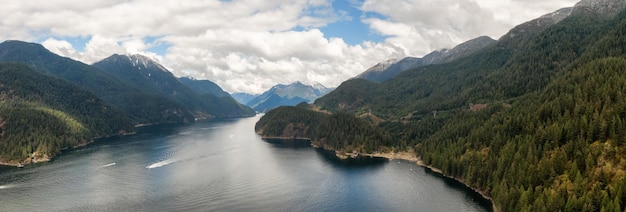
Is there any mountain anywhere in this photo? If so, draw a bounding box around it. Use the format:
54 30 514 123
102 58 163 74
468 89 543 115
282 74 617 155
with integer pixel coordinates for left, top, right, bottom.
356 36 496 82
93 54 255 119
178 77 231 97
0 41 191 124
246 81 332 112
0 63 134 164
258 3 626 211
231 92 257 105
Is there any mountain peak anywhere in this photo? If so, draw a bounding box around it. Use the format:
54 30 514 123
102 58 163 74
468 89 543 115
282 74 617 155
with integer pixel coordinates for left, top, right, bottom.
0 40 54 59
102 54 167 72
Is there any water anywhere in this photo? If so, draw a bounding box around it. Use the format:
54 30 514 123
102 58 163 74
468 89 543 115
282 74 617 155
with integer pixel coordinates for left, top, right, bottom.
0 115 490 211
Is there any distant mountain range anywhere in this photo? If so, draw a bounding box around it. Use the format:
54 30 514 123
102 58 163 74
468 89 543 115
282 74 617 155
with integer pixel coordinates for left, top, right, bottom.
356 36 496 83
237 81 333 112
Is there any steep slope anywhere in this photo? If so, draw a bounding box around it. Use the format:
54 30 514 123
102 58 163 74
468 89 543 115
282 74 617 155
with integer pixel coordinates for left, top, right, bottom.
260 3 626 211
0 63 134 164
317 6 594 119
355 58 405 83
178 77 230 97
356 36 496 82
247 81 332 112
0 41 190 124
93 54 254 118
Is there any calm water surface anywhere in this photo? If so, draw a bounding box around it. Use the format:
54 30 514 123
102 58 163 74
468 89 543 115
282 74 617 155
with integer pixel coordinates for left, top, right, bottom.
0 115 490 211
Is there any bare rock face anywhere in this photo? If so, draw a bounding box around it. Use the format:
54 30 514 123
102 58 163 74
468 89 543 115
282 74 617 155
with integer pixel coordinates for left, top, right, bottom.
573 0 626 17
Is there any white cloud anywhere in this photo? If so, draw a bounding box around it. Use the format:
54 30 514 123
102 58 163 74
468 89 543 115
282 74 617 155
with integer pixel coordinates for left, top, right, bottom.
359 0 578 56
41 38 80 59
2 0 580 94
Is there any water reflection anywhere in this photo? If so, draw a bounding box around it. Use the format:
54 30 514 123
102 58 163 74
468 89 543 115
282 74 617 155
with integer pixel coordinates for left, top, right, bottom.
262 138 312 149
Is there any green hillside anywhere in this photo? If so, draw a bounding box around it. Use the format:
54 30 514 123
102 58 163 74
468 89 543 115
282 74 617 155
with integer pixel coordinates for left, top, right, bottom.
258 9 626 211
256 106 392 153
92 54 255 118
0 41 192 124
0 63 134 163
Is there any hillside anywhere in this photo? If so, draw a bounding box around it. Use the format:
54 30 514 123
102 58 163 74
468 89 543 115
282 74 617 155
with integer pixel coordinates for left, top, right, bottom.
258 3 626 211
256 106 392 153
178 77 231 97
0 41 191 124
0 63 134 164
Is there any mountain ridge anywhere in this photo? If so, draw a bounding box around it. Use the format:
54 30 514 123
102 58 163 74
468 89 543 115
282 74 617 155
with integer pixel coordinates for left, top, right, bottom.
357 36 496 82
93 54 255 119
0 41 193 124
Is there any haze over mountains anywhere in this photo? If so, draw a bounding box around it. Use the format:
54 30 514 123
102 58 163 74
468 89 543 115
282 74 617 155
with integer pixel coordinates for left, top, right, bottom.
257 0 626 211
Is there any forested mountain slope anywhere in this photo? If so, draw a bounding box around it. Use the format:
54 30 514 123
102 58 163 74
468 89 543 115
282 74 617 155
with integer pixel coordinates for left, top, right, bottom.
0 41 191 124
0 63 134 164
258 4 626 211
93 54 254 119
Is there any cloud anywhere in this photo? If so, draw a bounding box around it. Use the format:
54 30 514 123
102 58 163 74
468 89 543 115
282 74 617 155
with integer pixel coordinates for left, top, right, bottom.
3 0 579 94
359 0 578 56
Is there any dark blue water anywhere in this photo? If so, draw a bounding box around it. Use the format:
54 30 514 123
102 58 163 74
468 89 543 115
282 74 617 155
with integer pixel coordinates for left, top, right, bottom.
0 115 490 211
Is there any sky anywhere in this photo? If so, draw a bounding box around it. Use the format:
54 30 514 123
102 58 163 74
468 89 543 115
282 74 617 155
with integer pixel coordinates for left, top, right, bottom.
0 0 580 94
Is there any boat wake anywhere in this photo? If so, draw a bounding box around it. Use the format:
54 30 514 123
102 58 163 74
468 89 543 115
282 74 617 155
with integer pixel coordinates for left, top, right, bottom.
101 162 116 168
146 159 175 169
0 184 17 190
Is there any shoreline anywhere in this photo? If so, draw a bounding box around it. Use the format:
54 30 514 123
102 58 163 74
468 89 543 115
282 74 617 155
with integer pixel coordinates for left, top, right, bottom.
258 136 498 211
0 131 136 168
334 149 498 212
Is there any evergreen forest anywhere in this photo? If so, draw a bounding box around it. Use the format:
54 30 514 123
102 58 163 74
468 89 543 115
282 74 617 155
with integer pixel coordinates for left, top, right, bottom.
257 9 626 211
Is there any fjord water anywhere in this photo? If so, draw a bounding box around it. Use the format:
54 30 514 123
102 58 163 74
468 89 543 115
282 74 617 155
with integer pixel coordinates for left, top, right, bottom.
0 115 489 211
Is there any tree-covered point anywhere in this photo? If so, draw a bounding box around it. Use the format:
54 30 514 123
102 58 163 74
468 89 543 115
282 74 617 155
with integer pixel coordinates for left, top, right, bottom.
256 106 392 153
0 63 134 162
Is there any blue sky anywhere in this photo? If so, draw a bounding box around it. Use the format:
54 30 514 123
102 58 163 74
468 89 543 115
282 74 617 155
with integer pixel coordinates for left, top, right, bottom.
2 0 580 93
319 0 388 45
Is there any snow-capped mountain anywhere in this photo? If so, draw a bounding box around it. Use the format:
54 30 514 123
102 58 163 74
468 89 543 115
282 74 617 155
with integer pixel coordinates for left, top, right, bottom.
246 81 333 112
